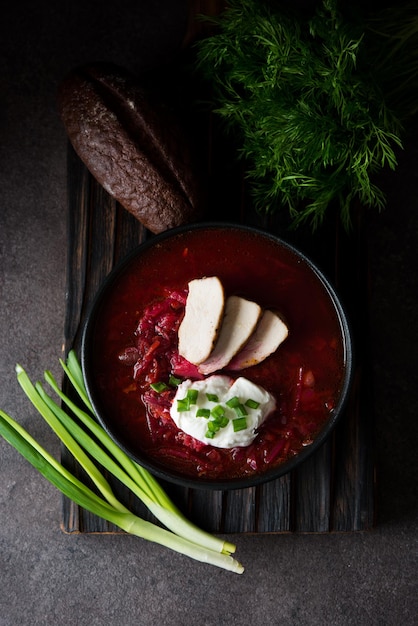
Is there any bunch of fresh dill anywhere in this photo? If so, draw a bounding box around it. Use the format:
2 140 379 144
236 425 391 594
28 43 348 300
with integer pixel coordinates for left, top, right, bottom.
195 0 418 230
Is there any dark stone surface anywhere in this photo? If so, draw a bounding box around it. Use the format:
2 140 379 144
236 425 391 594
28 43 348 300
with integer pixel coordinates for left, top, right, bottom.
1 2 417 624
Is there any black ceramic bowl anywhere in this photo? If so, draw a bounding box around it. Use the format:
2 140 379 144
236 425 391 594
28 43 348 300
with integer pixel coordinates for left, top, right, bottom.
81 222 353 490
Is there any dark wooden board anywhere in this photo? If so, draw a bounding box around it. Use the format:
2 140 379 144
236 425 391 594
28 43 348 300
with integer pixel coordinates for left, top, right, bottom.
61 126 375 533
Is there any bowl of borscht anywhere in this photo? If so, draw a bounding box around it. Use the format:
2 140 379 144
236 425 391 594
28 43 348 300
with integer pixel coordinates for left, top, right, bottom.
81 222 353 490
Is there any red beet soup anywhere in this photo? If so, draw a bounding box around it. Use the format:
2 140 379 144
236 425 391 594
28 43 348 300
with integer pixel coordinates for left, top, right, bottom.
82 224 352 488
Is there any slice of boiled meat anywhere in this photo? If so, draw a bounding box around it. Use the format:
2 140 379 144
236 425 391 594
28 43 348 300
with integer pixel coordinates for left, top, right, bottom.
198 295 262 375
227 310 289 370
177 276 225 365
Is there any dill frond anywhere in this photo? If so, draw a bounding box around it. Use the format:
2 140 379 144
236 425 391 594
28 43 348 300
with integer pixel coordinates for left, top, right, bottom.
195 0 416 231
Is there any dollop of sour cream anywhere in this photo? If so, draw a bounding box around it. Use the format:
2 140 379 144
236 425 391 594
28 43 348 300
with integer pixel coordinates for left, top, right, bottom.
169 375 276 448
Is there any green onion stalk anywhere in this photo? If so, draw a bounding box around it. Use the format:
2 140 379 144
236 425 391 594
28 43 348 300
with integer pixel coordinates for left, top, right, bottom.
0 351 244 574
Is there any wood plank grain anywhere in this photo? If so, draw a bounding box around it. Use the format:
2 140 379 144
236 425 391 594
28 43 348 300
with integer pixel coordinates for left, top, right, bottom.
59 0 375 536
188 489 224 533
256 475 292 533
293 440 333 532
223 488 258 534
62 135 375 534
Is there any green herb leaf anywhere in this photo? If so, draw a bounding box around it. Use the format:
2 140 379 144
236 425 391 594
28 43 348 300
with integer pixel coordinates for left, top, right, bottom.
245 398 260 409
177 398 190 412
233 404 248 418
169 375 182 387
150 381 169 393
186 389 199 404
211 404 226 419
195 0 412 231
232 417 248 432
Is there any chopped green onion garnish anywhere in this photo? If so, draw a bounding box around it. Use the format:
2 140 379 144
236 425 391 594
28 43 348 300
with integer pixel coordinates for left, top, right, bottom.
211 414 229 429
168 375 182 387
207 421 220 433
206 393 219 402
233 404 248 418
232 417 248 432
245 398 260 409
205 430 216 439
150 381 169 393
196 408 211 418
177 398 190 412
186 389 199 404
226 396 240 408
177 389 199 411
211 404 225 419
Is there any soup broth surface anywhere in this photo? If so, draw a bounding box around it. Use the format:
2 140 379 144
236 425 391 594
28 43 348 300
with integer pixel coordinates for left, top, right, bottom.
88 227 347 483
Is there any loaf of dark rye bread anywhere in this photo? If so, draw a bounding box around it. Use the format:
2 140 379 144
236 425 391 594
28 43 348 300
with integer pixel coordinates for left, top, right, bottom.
57 63 203 233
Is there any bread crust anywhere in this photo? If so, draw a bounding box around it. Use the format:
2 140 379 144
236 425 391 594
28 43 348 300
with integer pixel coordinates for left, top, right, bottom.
57 63 202 233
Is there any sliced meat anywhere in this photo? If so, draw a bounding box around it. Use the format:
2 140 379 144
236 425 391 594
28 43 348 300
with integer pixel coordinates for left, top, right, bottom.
227 310 289 370
198 296 262 375
177 276 225 365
